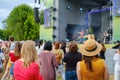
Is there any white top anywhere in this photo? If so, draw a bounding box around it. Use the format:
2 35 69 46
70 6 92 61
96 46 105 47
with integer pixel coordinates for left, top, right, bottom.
0 52 5 68
113 53 120 65
36 44 44 55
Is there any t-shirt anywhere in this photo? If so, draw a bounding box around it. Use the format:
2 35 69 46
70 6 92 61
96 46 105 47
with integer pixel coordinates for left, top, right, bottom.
63 52 82 71
14 59 43 80
53 49 64 64
9 52 20 62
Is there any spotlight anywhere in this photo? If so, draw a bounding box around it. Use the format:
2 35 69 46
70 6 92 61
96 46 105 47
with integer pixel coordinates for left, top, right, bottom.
79 8 83 13
66 5 70 11
53 26 56 29
52 17 56 20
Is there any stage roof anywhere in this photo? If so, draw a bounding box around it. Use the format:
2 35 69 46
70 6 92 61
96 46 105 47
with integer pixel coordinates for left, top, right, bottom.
68 0 110 10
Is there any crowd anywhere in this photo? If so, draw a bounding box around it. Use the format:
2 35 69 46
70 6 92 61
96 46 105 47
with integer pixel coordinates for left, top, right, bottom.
0 35 119 80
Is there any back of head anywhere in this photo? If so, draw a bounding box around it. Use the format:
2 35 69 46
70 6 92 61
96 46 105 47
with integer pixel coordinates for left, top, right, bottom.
21 40 37 68
68 41 78 53
44 41 52 51
9 36 14 42
39 39 43 45
14 41 22 56
54 42 60 49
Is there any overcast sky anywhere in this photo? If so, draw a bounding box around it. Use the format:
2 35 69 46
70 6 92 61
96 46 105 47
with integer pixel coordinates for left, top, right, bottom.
0 0 35 29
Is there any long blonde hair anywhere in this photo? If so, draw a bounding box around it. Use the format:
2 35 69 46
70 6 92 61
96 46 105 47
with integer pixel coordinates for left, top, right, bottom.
21 40 37 68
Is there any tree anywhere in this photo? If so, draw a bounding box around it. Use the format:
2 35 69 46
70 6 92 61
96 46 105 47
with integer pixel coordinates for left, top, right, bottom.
6 4 39 40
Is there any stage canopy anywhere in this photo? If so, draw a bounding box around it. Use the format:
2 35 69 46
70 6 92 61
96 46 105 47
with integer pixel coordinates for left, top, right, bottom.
68 0 110 10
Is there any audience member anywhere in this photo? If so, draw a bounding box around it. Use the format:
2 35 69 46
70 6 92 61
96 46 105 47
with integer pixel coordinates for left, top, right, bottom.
77 39 109 80
52 41 65 80
39 41 58 80
14 40 43 80
9 36 15 51
63 41 82 80
9 42 22 80
113 46 120 80
60 40 66 54
36 39 44 55
98 41 106 59
112 40 120 49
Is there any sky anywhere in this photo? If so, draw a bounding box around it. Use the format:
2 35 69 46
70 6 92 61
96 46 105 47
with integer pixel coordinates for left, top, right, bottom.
0 0 35 29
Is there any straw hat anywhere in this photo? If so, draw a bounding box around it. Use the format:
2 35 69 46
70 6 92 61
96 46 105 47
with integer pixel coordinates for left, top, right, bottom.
80 39 102 56
87 34 95 39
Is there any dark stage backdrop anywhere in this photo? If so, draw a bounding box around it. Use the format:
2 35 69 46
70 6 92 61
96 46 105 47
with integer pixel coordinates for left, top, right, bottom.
66 24 88 41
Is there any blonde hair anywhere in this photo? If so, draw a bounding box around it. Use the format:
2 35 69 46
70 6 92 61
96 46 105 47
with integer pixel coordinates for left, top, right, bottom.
21 40 37 68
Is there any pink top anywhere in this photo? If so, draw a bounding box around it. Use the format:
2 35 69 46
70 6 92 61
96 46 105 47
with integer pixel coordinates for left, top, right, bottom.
14 59 43 80
9 52 20 62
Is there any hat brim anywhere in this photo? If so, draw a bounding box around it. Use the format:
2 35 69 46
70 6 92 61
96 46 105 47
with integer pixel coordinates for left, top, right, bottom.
80 43 102 56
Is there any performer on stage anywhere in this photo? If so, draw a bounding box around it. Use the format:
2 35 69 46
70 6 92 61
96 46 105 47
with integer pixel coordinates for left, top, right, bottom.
103 31 109 44
78 30 85 43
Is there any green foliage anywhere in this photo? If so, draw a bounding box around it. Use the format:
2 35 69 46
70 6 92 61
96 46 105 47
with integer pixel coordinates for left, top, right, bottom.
6 4 39 40
0 29 10 40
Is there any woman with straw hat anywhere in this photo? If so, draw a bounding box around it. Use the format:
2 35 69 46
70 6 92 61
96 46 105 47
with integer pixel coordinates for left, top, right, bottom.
76 39 109 80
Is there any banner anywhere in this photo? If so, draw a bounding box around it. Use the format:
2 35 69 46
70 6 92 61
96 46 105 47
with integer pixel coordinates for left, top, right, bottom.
112 0 120 16
44 8 51 28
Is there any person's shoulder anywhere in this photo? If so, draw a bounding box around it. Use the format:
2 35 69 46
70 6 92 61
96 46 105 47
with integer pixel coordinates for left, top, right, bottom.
15 59 21 63
31 62 39 68
14 59 22 66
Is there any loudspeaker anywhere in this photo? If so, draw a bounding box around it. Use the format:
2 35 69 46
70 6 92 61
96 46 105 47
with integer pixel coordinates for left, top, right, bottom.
52 35 56 38
52 17 56 20
34 7 40 23
53 26 56 29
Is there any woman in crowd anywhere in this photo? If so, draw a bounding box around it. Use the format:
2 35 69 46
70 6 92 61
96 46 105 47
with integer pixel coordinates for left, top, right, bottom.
14 40 43 80
36 39 44 55
99 41 106 59
113 46 120 80
9 41 22 80
60 40 66 54
77 39 109 80
39 41 58 80
52 41 65 80
63 41 82 80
